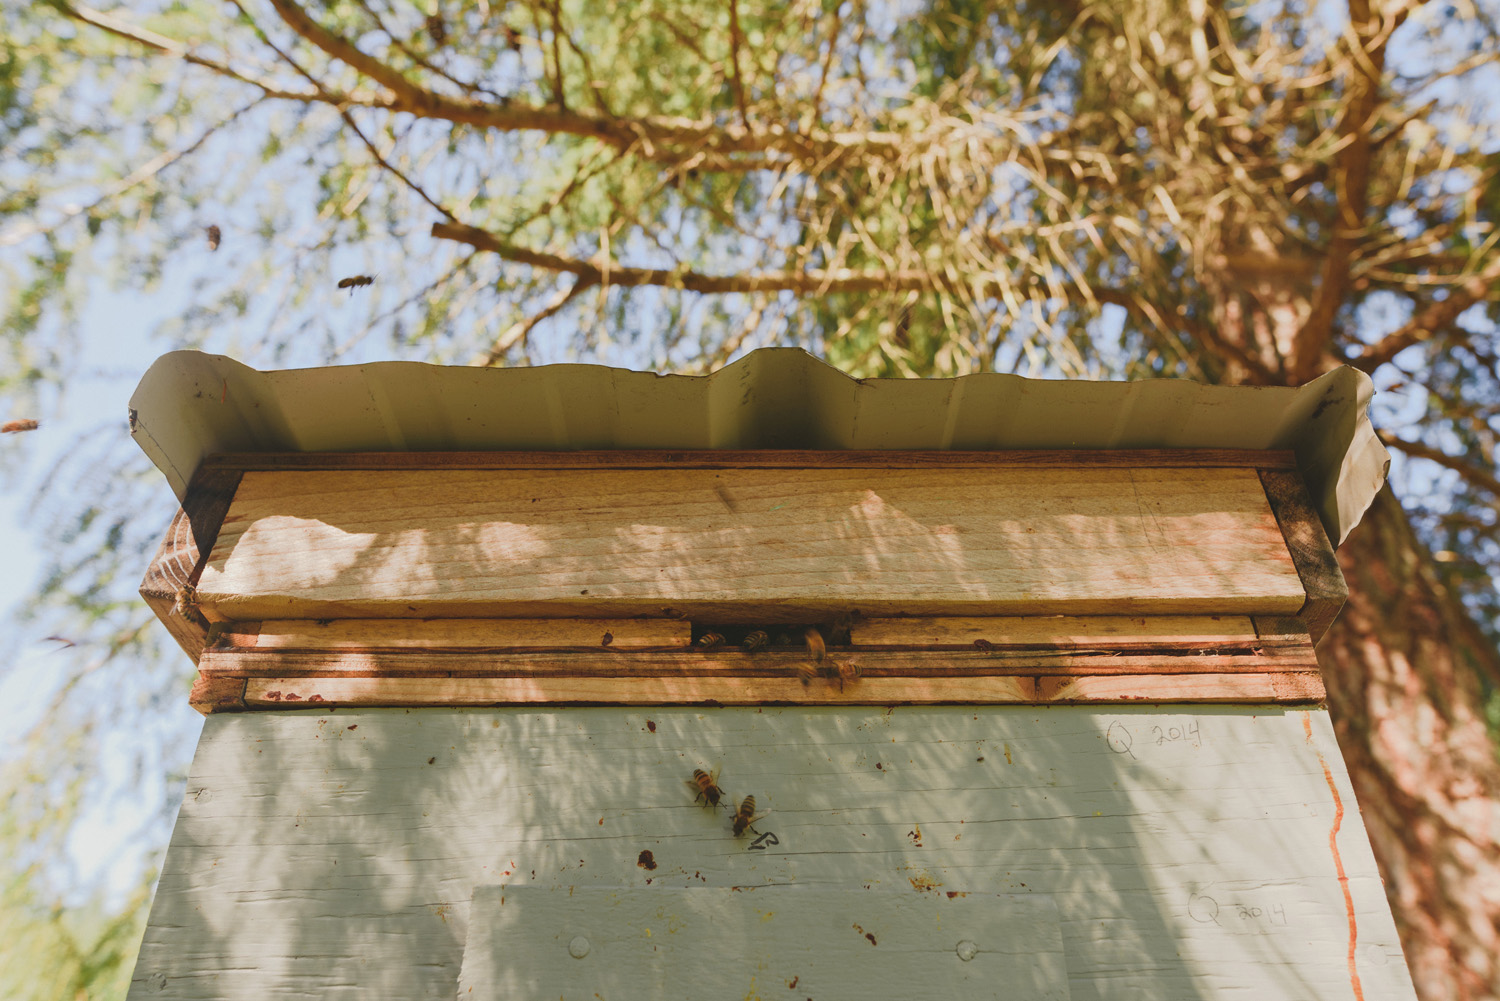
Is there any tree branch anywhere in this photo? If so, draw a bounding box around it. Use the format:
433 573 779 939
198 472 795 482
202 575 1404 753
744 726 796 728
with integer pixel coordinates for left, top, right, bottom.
0 98 264 248
435 221 1282 383
727 0 750 129
1352 254 1500 372
255 0 907 165
431 221 936 293
1291 0 1411 380
235 0 455 220
1378 430 1500 498
58 2 337 103
472 277 597 366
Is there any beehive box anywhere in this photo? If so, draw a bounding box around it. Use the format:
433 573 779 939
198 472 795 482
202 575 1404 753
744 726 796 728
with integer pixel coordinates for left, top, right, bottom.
125 349 1413 1000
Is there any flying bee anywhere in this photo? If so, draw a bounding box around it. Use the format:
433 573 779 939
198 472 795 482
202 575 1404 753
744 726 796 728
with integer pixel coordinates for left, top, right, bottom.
2 419 39 434
204 224 221 251
696 631 725 650
793 661 819 686
337 275 375 293
803 627 826 664
741 629 769 652
687 766 726 809
425 12 447 44
731 794 770 837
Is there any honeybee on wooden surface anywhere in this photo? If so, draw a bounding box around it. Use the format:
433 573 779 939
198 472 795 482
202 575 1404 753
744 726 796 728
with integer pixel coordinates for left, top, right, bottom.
793 661 819 686
687 766 726 809
337 275 375 293
829 658 861 692
696 631 725 650
741 629 769 651
731 794 769 836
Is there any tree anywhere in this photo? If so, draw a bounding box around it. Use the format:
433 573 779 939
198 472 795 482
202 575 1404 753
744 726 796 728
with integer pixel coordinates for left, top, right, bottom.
3 1 1499 997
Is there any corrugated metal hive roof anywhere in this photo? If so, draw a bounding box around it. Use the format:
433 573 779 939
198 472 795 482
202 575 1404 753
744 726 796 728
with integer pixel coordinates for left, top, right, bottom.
129 348 1388 545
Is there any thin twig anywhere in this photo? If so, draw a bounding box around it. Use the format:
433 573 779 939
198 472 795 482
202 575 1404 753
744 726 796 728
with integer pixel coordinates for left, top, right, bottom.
1 98 264 247
472 277 597 365
233 0 456 221
1379 431 1500 499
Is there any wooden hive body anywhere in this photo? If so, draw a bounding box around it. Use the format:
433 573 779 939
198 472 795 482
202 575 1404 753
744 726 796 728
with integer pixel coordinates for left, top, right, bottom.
125 354 1413 1000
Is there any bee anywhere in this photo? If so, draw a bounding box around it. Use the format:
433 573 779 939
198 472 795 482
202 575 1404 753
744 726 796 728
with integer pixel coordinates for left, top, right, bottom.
793 661 819 686
731 794 770 837
803 627 826 664
741 629 769 652
204 224 221 251
829 658 861 692
696 631 725 650
2 419 39 434
337 275 376 293
687 766 726 809
425 12 447 44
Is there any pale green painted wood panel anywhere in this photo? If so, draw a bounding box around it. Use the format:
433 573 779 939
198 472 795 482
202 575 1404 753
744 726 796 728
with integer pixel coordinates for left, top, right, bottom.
126 707 1416 1001
458 887 1068 1000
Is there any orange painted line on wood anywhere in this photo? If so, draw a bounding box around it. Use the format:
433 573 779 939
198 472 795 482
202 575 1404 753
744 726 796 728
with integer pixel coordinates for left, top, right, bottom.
1304 712 1365 1001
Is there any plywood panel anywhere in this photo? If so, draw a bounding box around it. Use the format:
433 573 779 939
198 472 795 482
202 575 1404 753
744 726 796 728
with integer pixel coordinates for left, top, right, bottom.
458 887 1069 1001
196 467 1305 621
128 707 1415 1001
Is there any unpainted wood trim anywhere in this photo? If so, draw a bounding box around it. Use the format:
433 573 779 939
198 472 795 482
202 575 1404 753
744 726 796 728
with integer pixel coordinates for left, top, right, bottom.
1258 470 1348 642
222 672 1323 710
189 673 246 714
1037 672 1325 704
198 644 1320 679
851 614 1261 648
215 618 692 651
1251 616 1313 641
199 448 1299 472
140 466 244 661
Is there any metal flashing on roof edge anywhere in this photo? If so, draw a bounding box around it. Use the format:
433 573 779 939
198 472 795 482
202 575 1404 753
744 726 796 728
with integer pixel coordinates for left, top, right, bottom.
128 348 1388 546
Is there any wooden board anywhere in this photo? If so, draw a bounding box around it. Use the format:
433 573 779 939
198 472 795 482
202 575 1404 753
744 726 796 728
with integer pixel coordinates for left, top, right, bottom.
851 614 1260 647
196 467 1305 621
139 466 243 660
229 674 1323 707
238 675 1041 706
126 707 1417 1001
200 448 1300 471
190 615 1322 711
1259 470 1349 641
458 887 1068 1001
1036 672 1325 703
212 618 691 651
199 647 1319 679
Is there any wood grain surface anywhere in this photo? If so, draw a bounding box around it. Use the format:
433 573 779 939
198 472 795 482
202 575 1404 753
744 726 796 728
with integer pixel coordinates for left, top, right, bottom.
213 617 691 651
196 466 1305 621
139 467 244 659
1258 470 1349 641
126 706 1416 1001
458 886 1069 1001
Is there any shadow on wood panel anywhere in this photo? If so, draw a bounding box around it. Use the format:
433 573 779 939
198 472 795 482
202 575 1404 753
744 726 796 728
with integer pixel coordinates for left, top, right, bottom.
125 705 1396 1001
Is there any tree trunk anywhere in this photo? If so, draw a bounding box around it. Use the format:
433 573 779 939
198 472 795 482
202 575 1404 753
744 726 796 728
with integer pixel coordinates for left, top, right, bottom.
1320 486 1500 1000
